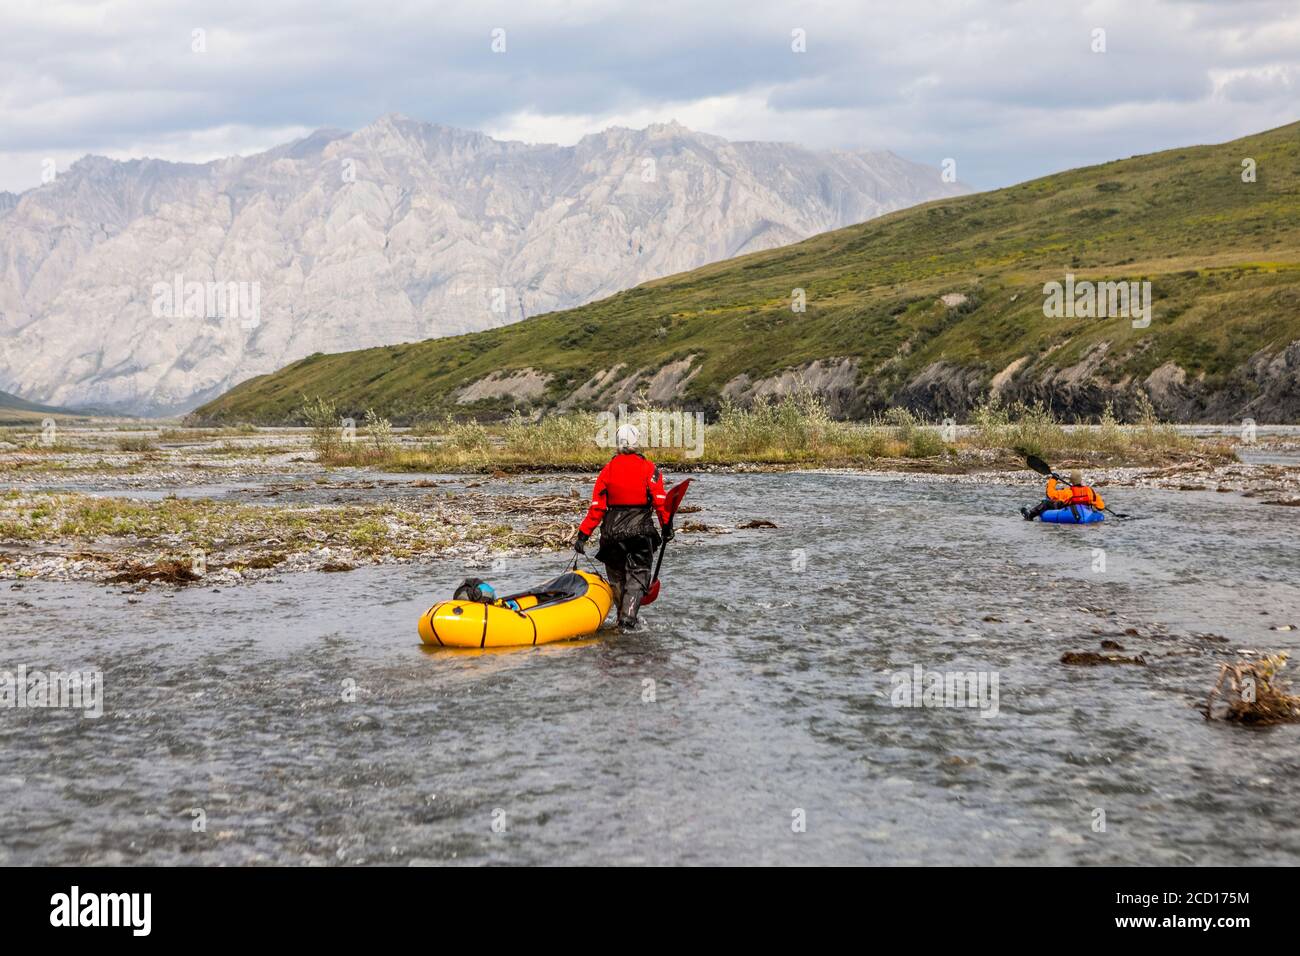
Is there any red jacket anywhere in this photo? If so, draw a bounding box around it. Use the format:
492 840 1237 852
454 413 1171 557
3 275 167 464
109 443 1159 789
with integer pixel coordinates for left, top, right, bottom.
579 452 672 535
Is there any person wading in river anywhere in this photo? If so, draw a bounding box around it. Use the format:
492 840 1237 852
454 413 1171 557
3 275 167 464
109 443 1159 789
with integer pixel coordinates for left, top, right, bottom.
574 424 673 630
1021 470 1105 520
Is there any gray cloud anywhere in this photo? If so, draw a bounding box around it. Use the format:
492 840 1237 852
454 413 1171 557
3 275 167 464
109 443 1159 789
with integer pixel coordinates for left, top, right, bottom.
0 0 1297 192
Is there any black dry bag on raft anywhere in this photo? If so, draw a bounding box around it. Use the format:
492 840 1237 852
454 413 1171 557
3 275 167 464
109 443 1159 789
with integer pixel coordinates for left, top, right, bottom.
453 578 495 603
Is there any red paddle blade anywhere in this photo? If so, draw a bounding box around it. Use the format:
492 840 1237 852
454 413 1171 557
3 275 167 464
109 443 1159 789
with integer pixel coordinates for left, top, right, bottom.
641 580 662 606
664 478 691 520
640 479 689 607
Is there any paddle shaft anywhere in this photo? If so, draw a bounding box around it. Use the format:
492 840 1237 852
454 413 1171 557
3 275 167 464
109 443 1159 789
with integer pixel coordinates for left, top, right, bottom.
657 480 691 576
649 538 668 585
641 479 691 606
641 530 671 605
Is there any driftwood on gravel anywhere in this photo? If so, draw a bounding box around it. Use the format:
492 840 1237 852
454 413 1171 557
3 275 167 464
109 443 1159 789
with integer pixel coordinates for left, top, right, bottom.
448 493 584 517
106 559 203 585
501 520 577 549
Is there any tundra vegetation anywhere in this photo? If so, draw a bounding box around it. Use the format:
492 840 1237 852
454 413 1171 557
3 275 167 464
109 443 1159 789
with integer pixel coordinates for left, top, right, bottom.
309 392 1207 472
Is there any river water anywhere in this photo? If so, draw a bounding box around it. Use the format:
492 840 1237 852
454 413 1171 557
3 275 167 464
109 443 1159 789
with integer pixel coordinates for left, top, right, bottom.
2 471 1298 865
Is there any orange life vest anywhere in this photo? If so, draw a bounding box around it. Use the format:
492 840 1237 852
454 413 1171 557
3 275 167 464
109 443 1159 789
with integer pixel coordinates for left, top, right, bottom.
1068 485 1095 505
1046 477 1103 509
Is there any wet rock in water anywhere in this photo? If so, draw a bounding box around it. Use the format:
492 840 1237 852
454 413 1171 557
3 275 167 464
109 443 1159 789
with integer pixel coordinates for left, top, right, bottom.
1101 639 1125 650
349 714 383 732
320 562 356 572
679 521 727 534
736 519 777 529
1262 499 1300 507
1061 651 1147 666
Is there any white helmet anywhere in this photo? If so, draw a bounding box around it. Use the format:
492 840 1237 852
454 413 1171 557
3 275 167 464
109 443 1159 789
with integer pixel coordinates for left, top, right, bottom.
615 424 640 450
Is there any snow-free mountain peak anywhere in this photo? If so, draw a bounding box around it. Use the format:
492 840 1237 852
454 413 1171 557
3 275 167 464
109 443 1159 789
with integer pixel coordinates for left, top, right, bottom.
0 118 967 414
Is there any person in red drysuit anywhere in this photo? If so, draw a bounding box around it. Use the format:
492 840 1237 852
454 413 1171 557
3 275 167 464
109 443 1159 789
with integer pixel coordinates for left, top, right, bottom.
575 424 673 629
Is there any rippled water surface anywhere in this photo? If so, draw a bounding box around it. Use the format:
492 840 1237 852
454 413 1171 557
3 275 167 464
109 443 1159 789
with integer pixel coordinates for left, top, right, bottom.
3 472 1299 865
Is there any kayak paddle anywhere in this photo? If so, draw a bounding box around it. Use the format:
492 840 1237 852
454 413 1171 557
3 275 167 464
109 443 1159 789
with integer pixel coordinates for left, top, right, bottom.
1022 453 1139 520
640 478 691 607
1025 453 1062 481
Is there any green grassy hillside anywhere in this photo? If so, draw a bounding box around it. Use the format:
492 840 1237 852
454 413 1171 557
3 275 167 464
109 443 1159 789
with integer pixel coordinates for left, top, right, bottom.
194 121 1300 424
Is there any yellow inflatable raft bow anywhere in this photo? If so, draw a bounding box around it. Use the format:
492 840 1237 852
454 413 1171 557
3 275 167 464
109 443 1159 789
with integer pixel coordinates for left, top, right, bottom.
418 570 613 648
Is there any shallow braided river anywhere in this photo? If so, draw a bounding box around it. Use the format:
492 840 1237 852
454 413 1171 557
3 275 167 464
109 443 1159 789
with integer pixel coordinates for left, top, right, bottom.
3 471 1299 864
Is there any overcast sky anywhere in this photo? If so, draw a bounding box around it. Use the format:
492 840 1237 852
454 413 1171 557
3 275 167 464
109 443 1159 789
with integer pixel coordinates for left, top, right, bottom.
1 0 1297 194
